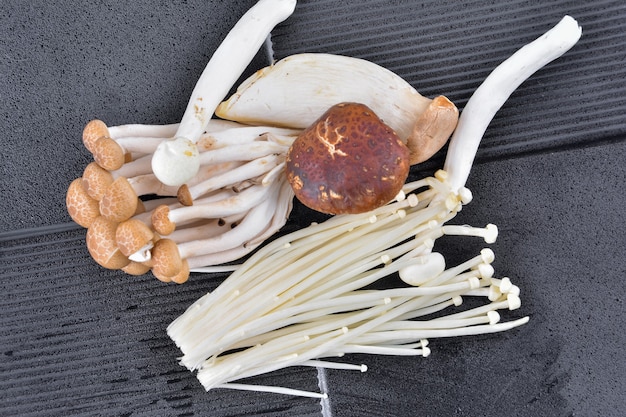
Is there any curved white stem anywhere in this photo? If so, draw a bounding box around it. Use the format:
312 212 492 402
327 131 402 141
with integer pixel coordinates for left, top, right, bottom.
444 16 582 191
152 0 297 186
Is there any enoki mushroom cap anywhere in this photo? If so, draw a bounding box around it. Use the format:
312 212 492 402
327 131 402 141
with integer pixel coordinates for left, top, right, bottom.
66 178 100 228
82 119 109 154
99 177 138 223
115 219 155 257
286 102 409 214
86 216 130 269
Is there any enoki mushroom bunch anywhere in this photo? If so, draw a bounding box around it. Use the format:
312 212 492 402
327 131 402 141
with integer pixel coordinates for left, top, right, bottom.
168 16 582 397
168 172 528 397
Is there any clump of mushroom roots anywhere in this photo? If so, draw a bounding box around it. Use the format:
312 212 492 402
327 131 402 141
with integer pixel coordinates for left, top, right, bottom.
167 16 582 397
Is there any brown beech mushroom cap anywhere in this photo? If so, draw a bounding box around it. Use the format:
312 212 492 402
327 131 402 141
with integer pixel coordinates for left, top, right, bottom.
115 219 155 257
82 119 109 154
286 102 410 215
99 177 138 223
151 238 183 282
66 178 101 228
122 261 152 276
93 137 126 171
86 216 130 270
82 162 114 201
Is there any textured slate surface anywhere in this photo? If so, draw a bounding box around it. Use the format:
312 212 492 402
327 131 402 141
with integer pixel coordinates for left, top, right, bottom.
1 0 625 416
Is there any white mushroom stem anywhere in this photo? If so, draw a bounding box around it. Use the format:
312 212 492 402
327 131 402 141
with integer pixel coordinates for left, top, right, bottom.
181 154 284 203
177 184 279 259
444 16 582 192
152 0 297 186
107 123 180 139
167 173 529 395
152 183 276 235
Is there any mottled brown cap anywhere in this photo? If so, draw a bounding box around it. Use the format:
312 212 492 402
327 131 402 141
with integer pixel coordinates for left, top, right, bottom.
66 178 101 228
86 216 130 270
99 177 138 223
82 119 109 154
82 162 114 201
285 102 410 214
151 238 182 281
115 219 154 257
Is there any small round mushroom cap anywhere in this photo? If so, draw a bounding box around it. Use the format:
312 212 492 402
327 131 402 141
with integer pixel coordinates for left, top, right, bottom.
122 261 151 276
93 137 125 171
169 259 190 284
66 178 101 228
115 219 155 257
286 102 410 214
151 205 176 235
151 238 183 281
86 216 130 269
99 177 138 223
83 119 109 154
82 162 114 201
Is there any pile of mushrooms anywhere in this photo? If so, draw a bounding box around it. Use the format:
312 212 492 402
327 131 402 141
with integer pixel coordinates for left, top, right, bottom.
65 0 459 283
167 15 582 397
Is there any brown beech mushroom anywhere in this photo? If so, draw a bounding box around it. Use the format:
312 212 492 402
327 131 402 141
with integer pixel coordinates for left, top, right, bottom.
286 102 410 215
66 178 101 228
86 216 130 270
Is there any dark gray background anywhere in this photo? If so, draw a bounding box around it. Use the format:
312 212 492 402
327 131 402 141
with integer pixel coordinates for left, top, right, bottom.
1 0 625 416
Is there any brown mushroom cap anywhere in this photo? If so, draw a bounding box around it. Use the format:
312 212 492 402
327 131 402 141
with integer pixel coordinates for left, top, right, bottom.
93 137 125 171
66 178 101 228
285 102 410 215
86 216 130 269
151 238 183 281
99 177 138 223
122 261 152 276
82 162 114 201
82 119 109 154
115 219 155 257
151 205 176 235
406 95 459 165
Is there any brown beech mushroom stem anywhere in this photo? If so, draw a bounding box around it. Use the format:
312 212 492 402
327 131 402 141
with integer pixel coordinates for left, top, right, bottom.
152 183 276 235
286 102 410 215
178 154 284 205
151 180 283 282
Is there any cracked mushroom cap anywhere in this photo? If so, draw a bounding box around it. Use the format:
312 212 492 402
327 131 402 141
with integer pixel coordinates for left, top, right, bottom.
115 219 155 257
86 216 130 270
93 137 126 171
286 102 410 214
151 238 183 282
82 119 109 154
66 178 101 228
82 162 114 201
99 177 138 223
